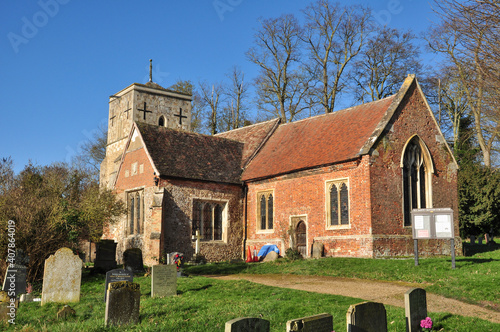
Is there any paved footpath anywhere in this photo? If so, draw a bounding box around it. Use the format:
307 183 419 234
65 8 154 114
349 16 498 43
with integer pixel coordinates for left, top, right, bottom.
209 274 500 324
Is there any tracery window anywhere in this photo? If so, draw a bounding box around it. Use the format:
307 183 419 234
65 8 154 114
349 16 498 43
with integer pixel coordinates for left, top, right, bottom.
257 191 274 231
127 190 144 235
192 200 225 241
402 137 432 226
327 180 349 227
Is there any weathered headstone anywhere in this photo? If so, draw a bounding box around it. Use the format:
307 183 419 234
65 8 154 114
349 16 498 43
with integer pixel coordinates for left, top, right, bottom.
478 237 483 245
123 248 144 273
104 269 133 302
347 302 387 332
151 265 177 298
225 317 270 332
57 305 76 320
105 281 140 326
41 248 82 305
0 291 16 323
405 288 427 332
470 235 476 244
2 266 27 298
286 313 333 332
263 251 279 262
93 240 117 272
312 242 324 259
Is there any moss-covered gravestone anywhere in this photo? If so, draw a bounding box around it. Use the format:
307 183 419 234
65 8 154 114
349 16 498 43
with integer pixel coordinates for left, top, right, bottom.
41 248 82 305
105 281 140 326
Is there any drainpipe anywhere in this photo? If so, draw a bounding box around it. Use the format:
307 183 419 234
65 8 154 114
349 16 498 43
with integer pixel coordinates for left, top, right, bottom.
242 183 248 260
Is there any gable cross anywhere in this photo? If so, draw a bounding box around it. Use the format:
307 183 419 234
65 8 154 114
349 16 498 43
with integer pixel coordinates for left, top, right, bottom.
174 108 187 125
137 102 152 120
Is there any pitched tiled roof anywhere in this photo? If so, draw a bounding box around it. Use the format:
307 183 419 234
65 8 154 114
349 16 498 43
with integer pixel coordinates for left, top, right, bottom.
242 96 396 181
215 119 280 168
136 122 243 184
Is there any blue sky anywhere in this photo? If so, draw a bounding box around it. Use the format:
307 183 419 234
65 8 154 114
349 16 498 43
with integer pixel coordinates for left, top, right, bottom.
1 0 440 174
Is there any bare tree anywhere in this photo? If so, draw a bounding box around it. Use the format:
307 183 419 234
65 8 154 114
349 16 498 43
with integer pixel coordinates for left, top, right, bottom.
426 0 500 167
220 66 247 131
350 27 422 103
247 14 310 122
199 80 224 135
303 1 372 113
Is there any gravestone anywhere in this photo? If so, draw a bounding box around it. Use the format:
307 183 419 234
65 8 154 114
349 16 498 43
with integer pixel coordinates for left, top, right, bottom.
263 251 279 262
0 291 15 322
41 248 82 305
470 235 476 244
123 248 144 273
93 240 117 272
225 317 270 332
105 281 140 326
151 265 177 298
478 237 483 245
347 302 387 332
405 288 427 332
312 242 324 259
2 249 29 298
57 305 76 320
2 266 27 298
286 313 333 332
104 269 133 302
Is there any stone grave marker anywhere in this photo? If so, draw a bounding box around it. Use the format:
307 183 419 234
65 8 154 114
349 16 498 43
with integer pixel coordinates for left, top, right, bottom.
286 313 333 332
312 242 324 258
347 302 387 332
93 240 117 272
2 266 27 298
57 305 76 320
123 248 144 273
105 281 140 326
151 264 177 298
405 288 427 332
225 317 270 332
104 268 133 302
2 249 29 298
41 248 82 305
470 235 476 244
263 251 279 262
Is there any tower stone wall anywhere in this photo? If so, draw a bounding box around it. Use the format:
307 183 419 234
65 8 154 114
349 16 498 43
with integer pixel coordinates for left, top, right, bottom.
100 82 192 188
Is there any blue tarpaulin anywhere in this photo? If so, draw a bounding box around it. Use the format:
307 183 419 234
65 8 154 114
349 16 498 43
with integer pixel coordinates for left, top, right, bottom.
258 244 280 258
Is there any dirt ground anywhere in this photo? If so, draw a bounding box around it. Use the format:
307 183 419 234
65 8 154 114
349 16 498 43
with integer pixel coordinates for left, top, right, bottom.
208 274 500 324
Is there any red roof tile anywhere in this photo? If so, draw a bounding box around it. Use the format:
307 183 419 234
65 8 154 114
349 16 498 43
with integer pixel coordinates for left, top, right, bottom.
242 96 396 181
216 119 280 168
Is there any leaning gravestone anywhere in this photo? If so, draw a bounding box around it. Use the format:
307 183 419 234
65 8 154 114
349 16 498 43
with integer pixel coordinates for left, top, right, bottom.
105 281 140 327
347 302 387 332
123 248 144 273
94 240 117 272
312 242 324 259
41 248 82 305
225 317 270 332
286 313 333 332
151 265 177 298
405 288 427 332
104 269 133 302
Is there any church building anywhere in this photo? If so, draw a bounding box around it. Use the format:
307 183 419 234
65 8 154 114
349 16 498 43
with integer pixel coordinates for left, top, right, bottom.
100 74 460 266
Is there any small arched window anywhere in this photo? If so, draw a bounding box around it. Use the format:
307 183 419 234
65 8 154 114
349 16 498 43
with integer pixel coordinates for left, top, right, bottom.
158 116 166 127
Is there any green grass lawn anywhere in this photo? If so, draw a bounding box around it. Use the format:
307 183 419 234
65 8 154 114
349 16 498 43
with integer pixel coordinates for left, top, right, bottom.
5 243 500 331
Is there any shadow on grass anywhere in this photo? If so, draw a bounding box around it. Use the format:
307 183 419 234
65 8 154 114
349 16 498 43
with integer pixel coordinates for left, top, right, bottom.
463 242 499 256
184 262 249 275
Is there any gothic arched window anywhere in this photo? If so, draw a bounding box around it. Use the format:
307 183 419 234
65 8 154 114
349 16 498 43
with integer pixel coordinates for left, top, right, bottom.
192 200 226 241
327 180 349 227
402 137 433 226
158 115 166 127
257 191 274 231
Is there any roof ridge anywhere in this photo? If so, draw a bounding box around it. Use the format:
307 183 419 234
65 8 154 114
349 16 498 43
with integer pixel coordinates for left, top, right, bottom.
215 118 280 136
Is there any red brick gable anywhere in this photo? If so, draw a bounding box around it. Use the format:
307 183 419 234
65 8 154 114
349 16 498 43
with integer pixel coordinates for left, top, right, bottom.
215 119 280 168
242 96 396 181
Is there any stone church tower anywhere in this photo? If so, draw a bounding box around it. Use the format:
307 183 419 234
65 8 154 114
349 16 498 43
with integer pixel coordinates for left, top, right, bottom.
100 66 192 188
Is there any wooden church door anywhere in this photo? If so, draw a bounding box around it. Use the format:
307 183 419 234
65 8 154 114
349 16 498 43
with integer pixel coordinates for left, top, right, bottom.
296 221 307 257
